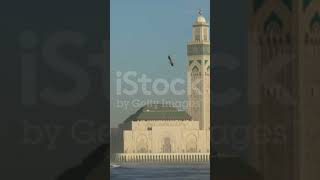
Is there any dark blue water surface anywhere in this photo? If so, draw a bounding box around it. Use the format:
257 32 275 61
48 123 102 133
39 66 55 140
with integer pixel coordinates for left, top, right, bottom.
111 163 210 180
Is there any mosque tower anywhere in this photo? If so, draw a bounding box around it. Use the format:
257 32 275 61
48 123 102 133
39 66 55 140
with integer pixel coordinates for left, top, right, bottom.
187 10 210 130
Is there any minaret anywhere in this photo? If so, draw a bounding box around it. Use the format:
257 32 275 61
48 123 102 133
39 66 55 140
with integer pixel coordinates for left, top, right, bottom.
187 9 210 130
248 1 320 180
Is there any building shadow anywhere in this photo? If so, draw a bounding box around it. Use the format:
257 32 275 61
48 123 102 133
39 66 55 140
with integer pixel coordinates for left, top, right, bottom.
56 143 108 180
212 156 263 180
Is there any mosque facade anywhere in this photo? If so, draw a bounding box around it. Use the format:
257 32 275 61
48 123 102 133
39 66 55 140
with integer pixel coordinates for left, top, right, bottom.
115 12 210 162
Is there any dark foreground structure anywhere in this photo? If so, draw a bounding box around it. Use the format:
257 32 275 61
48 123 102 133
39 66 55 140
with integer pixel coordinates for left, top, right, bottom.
56 144 108 180
213 156 263 180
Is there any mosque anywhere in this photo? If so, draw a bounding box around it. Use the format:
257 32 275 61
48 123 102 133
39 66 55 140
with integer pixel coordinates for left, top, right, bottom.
113 11 210 162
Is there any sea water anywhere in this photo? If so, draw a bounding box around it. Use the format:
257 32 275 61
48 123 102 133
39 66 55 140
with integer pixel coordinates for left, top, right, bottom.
110 163 210 180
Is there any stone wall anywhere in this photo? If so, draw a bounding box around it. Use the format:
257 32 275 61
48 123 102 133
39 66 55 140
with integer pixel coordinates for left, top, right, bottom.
123 120 210 154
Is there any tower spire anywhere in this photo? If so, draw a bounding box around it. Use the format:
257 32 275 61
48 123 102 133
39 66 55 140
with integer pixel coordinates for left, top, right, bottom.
198 8 202 16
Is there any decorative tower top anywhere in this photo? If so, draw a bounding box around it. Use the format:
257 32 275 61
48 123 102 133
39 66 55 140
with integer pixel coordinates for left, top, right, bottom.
194 9 208 25
191 9 209 42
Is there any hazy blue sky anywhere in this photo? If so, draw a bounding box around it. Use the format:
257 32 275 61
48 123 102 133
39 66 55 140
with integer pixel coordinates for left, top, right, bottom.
110 0 210 128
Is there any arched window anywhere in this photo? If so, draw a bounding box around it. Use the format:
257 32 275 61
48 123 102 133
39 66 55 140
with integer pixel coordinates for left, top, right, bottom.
136 136 148 153
310 13 320 34
264 12 283 35
265 21 282 34
186 135 197 153
192 66 200 76
162 137 172 153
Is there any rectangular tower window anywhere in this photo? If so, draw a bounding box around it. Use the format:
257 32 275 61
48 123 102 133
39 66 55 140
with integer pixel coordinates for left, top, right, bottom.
205 28 210 41
195 28 201 41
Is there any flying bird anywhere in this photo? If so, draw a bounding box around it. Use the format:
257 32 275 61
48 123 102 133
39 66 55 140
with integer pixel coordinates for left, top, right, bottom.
168 55 174 67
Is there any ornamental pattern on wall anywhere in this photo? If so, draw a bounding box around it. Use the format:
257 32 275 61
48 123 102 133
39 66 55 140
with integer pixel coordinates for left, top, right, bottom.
187 44 210 56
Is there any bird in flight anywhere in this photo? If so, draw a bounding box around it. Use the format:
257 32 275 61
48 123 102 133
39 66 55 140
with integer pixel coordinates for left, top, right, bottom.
168 55 174 67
